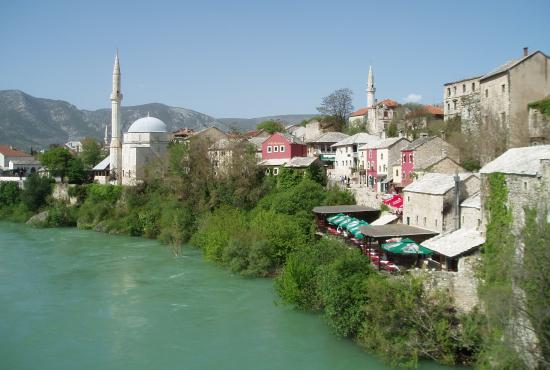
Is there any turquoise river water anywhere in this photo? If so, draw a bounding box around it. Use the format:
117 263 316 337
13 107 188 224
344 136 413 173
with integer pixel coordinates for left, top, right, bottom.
0 222 460 370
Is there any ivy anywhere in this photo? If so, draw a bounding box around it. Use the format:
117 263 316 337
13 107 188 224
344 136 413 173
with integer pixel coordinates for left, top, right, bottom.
528 98 550 118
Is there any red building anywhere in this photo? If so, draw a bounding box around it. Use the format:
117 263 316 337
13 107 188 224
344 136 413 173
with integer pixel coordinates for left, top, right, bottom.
366 148 377 189
401 149 415 186
261 132 307 160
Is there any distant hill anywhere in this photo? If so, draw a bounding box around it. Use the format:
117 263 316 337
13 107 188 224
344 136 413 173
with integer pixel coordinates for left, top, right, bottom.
216 114 317 130
0 90 317 151
0 90 226 150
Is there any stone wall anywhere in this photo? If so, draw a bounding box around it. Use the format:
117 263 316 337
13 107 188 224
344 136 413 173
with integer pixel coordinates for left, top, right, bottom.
416 137 460 166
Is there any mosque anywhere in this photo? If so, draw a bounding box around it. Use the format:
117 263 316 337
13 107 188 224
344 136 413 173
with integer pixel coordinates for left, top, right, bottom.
93 53 171 186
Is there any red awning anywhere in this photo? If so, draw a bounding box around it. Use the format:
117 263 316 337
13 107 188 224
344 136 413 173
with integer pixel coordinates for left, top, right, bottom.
389 194 403 208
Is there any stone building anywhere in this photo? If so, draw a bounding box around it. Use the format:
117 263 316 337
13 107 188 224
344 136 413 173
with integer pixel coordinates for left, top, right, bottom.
361 137 410 192
399 135 460 187
460 192 482 231
0 145 34 171
331 132 380 179
527 96 550 145
306 131 349 168
402 172 480 233
444 48 550 149
259 132 307 175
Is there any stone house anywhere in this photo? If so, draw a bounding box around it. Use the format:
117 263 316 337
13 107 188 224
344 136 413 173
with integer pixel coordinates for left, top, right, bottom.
361 137 410 192
460 192 482 231
527 96 550 145
444 48 550 148
349 99 400 134
348 107 370 128
306 131 349 168
331 132 380 179
402 172 480 233
414 156 465 178
443 76 482 126
399 135 460 187
259 132 307 175
286 120 323 143
209 138 237 176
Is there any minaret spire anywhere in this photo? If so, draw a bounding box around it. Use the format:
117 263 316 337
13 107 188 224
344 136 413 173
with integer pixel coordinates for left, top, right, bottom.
104 124 109 146
109 51 123 184
366 65 375 108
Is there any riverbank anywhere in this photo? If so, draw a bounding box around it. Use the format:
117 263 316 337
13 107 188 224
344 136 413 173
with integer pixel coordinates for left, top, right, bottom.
0 142 482 368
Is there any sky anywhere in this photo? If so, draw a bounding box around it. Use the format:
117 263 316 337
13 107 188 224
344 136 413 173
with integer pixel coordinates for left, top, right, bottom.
1 0 549 118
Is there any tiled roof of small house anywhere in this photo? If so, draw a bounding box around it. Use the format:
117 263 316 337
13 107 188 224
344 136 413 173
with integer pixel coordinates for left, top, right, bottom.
403 172 475 195
461 192 481 209
0 145 32 157
402 136 434 151
479 145 550 176
331 132 380 147
349 107 369 117
308 131 350 144
284 156 320 168
376 99 399 108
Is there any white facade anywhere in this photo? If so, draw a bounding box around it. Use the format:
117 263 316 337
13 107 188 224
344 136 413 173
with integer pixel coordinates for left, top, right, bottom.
332 133 380 178
110 52 123 184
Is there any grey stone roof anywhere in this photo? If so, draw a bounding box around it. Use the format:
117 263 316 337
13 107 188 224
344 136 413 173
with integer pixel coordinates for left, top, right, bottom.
403 136 434 151
479 145 550 176
312 204 378 214
284 156 319 168
247 136 266 149
480 51 546 81
209 138 235 150
403 173 474 195
358 224 438 239
9 157 41 165
443 75 482 86
331 132 380 147
281 132 305 144
370 213 399 225
422 228 485 258
461 192 481 209
417 155 462 171
360 137 409 150
308 131 350 144
259 158 288 166
92 156 110 171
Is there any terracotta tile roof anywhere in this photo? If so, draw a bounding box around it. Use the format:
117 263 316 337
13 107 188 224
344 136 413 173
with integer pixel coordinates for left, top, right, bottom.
350 107 369 117
423 105 444 116
0 145 32 157
376 99 399 108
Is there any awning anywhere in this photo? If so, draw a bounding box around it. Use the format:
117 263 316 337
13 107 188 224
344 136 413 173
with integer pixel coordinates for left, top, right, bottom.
328 214 349 225
382 238 433 255
371 213 399 226
421 228 485 258
320 154 335 161
383 194 403 208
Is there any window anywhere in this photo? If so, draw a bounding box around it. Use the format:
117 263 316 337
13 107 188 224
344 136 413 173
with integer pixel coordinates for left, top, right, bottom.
395 169 399 176
453 86 456 95
380 152 384 160
472 82 476 91
423 217 426 226
523 181 528 190
280 145 285 152
447 103 450 111
435 219 438 227
462 84 466 93
409 153 413 163
407 196 410 202
406 217 410 225
447 87 451 97
416 215 419 224
403 154 407 163
485 89 489 98
501 112 506 122
501 84 506 93
383 110 388 118
462 216 465 225
273 146 279 152
267 146 272 153
273 168 279 175
453 100 457 110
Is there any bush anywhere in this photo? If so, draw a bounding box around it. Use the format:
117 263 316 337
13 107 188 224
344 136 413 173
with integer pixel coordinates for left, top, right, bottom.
45 201 78 227
87 183 122 203
0 181 21 206
21 174 52 211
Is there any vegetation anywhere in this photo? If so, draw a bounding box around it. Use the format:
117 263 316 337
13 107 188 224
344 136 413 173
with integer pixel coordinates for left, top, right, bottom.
39 146 87 183
317 88 354 131
528 98 550 117
256 119 285 134
80 137 106 169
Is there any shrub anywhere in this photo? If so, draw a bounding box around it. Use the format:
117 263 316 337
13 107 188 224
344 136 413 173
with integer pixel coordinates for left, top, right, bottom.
0 181 21 206
21 174 52 211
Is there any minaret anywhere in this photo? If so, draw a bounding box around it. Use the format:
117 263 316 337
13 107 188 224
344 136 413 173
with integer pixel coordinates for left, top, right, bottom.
110 51 123 184
366 65 377 132
104 124 109 146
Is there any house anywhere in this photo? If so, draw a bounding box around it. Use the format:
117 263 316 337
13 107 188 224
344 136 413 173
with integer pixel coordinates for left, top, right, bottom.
402 172 480 233
306 132 349 168
444 48 550 148
0 145 35 172
331 132 380 179
528 96 550 145
348 107 370 128
479 145 550 236
361 137 410 192
404 105 445 130
209 138 236 176
288 120 324 143
413 155 465 178
399 135 460 187
172 127 196 141
460 192 482 231
64 141 83 153
260 132 307 175
283 156 325 178
247 136 265 160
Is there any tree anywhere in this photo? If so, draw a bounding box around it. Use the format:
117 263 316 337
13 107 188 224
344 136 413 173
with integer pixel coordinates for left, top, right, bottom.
317 88 354 130
257 120 285 134
21 173 52 211
80 137 105 169
40 147 73 182
67 157 87 184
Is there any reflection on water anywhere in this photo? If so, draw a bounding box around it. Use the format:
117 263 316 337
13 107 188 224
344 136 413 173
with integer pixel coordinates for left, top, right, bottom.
0 222 459 370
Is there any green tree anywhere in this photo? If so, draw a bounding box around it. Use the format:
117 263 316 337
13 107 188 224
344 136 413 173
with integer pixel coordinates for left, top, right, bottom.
0 182 21 206
67 157 87 184
317 88 354 130
256 120 285 134
40 147 73 182
21 174 52 211
80 137 105 169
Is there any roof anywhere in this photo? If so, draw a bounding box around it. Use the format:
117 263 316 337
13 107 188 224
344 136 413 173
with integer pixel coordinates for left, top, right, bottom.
247 136 266 149
360 137 409 150
421 228 485 258
417 155 463 171
423 105 444 116
0 145 32 157
480 51 548 81
128 116 167 133
403 136 434 151
9 157 40 165
370 213 399 226
403 173 475 195
209 138 236 150
259 158 288 166
272 132 304 144
307 131 350 144
312 205 378 214
332 132 380 147
443 75 482 86
461 192 481 209
350 107 369 117
284 156 320 168
92 156 110 171
376 99 399 108
358 224 438 239
479 145 550 176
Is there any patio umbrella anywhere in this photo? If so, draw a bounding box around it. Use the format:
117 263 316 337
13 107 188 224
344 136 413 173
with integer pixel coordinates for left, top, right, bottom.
327 213 345 224
344 219 362 231
329 214 349 225
349 221 369 238
381 238 432 255
338 217 357 228
389 195 403 208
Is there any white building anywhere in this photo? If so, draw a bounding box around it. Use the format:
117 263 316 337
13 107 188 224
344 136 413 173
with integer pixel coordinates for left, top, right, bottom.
332 132 380 178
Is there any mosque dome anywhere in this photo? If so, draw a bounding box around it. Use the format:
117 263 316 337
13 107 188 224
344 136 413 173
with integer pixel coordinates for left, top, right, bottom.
127 116 167 133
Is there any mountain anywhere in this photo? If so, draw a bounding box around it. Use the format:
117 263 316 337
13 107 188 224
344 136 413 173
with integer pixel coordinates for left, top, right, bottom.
0 90 317 151
217 114 317 130
0 90 226 150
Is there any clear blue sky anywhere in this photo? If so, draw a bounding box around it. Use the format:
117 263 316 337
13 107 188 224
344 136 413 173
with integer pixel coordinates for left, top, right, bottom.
1 0 549 118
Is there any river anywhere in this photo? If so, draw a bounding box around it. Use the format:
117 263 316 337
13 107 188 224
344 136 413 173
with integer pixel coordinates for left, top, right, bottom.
0 222 459 370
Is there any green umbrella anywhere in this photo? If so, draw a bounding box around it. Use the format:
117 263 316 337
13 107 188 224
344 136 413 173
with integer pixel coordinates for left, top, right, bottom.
331 215 350 226
339 217 357 228
344 219 362 231
381 238 432 255
327 213 345 224
349 221 369 238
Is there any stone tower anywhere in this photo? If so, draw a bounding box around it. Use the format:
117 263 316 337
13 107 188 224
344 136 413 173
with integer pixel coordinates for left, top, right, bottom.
110 51 123 184
366 65 377 133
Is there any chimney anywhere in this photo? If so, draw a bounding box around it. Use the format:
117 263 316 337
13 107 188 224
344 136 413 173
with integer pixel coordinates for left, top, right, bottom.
398 130 403 138
440 130 446 141
454 172 461 230
381 130 386 139
523 47 529 56
441 148 447 157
